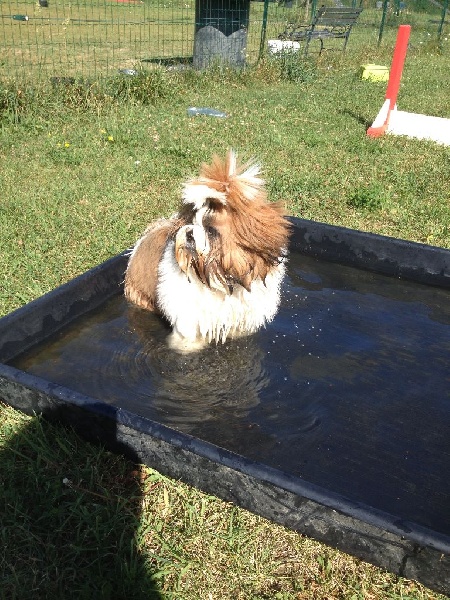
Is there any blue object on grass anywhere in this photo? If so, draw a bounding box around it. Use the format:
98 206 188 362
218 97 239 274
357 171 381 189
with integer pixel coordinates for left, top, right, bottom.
187 107 227 118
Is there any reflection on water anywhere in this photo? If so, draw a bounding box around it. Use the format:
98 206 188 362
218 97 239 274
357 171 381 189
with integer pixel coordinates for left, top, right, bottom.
11 252 450 535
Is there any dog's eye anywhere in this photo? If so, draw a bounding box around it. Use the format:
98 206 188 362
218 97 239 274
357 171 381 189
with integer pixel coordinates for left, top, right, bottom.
206 198 223 212
206 226 220 240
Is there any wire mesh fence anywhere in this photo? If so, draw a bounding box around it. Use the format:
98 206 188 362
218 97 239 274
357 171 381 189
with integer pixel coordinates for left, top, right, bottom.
0 0 448 81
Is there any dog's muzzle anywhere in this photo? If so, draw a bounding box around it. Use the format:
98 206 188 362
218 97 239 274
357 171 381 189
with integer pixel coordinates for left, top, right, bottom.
175 225 210 277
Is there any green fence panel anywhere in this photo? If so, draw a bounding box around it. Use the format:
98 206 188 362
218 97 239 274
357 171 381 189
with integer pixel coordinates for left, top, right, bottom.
0 0 447 81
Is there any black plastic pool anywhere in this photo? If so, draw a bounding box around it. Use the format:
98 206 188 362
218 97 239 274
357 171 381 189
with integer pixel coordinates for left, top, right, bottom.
1 218 449 594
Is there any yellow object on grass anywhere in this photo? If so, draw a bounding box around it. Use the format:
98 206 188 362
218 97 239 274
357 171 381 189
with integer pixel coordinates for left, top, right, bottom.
361 64 390 82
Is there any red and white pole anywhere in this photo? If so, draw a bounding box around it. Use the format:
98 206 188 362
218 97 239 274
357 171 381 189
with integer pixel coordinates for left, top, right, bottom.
367 25 411 138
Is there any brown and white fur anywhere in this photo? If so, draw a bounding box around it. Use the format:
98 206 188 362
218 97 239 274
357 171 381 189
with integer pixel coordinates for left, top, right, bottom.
124 150 291 352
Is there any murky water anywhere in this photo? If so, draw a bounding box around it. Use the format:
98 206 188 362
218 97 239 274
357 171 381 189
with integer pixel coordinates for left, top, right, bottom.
11 253 450 534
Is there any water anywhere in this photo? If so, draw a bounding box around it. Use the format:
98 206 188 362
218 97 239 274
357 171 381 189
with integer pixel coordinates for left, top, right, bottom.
11 252 450 534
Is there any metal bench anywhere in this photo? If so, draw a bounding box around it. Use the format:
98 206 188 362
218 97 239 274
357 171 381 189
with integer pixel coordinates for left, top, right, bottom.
278 5 363 56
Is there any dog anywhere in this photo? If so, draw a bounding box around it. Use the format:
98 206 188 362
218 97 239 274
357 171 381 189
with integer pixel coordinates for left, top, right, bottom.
124 150 291 352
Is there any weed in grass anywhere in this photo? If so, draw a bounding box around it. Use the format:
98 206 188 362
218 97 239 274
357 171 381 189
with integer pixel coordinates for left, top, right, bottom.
347 182 389 211
0 70 176 125
50 78 114 113
261 53 317 84
0 81 30 124
107 69 175 105
47 71 175 112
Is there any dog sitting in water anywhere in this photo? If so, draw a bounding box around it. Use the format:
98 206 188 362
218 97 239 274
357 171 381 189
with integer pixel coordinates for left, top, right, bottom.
124 150 291 352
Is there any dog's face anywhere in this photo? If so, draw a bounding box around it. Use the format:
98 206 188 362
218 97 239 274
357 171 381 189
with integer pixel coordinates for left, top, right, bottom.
173 151 291 294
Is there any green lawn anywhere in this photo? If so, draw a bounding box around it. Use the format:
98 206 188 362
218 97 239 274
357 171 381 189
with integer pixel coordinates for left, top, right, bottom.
1 46 449 598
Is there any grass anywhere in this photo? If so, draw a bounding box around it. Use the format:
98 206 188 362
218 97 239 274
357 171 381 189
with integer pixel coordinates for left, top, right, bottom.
0 405 157 599
1 403 448 600
1 39 449 599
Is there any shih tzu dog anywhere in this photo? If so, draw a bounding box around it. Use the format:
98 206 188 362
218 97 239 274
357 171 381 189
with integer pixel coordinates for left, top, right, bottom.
124 150 291 352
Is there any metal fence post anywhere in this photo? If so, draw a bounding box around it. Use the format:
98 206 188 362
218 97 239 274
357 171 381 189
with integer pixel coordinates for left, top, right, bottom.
258 0 271 62
378 0 389 45
437 0 449 41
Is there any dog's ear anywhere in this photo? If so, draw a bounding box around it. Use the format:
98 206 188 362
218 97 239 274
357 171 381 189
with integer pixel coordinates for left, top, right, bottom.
124 219 176 313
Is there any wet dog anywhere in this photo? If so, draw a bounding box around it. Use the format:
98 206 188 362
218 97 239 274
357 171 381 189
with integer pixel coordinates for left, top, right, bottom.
124 150 291 351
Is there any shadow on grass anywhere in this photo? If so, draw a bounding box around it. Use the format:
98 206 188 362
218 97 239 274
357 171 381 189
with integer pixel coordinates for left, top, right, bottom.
339 108 373 131
0 404 162 600
140 56 193 69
